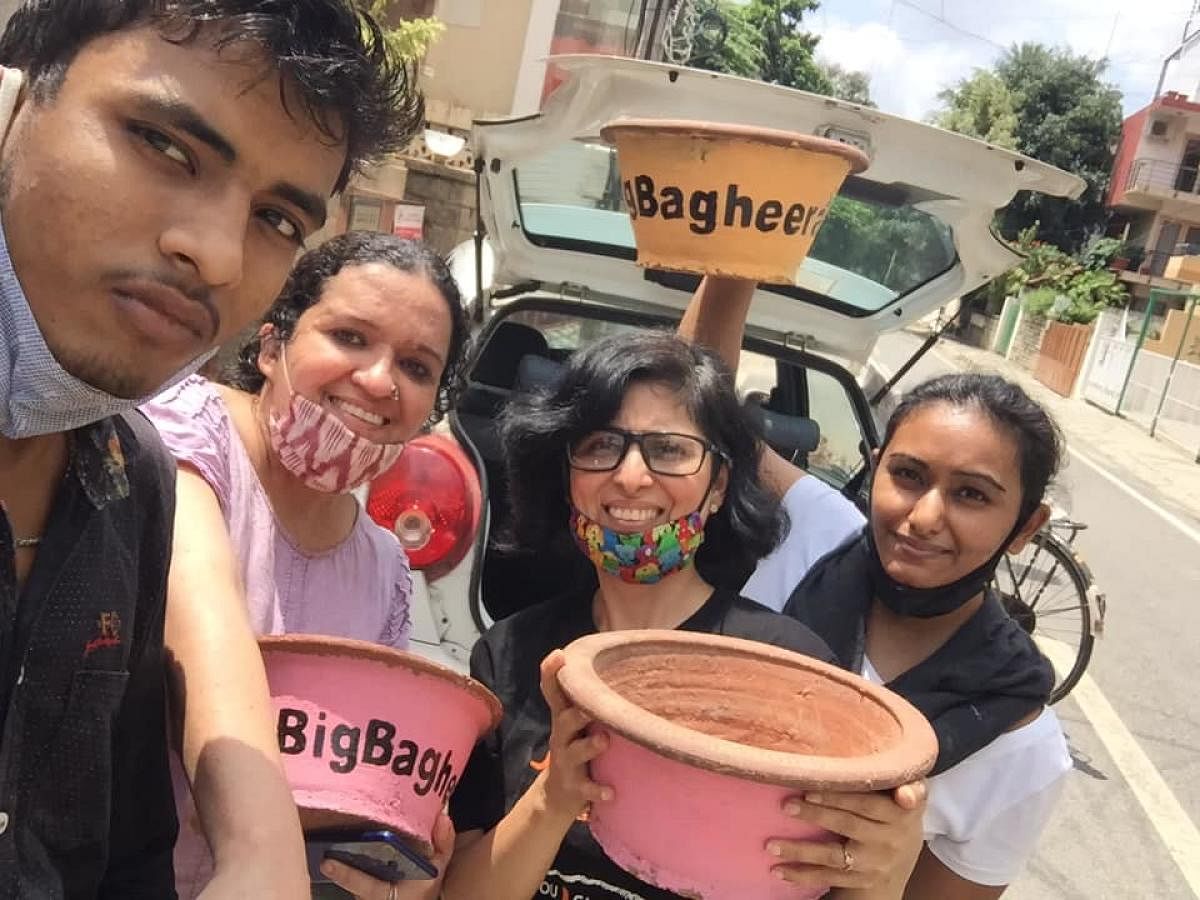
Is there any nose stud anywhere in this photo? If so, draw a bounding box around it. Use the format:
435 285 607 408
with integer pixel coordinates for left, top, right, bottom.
391 384 400 401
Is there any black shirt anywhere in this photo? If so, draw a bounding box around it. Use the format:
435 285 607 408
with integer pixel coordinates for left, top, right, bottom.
0 412 178 899
783 529 1054 775
450 587 835 900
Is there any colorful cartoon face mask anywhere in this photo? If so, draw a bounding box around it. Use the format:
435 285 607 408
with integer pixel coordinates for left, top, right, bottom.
267 344 405 493
568 506 706 584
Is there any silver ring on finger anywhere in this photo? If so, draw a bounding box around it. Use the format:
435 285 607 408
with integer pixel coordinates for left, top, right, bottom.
841 842 855 872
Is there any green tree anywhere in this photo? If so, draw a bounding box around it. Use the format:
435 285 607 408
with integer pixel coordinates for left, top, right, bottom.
685 0 764 79
820 61 875 107
996 44 1123 252
745 0 830 92
683 0 830 93
933 70 1018 148
934 43 1122 252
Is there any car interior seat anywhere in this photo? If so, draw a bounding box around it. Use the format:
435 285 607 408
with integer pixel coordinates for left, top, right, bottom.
454 325 591 622
741 392 821 469
456 322 550 461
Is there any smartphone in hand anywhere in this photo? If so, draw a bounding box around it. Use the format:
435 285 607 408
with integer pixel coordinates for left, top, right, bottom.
306 829 438 884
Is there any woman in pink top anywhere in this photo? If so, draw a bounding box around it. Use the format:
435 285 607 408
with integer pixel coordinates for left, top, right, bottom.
143 232 469 899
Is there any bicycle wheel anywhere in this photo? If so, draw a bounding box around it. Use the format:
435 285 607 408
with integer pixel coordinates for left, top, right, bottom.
993 532 1094 704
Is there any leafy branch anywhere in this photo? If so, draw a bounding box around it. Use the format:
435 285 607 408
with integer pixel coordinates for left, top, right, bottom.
360 1 445 63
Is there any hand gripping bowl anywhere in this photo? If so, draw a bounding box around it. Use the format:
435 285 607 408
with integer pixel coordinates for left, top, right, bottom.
599 119 870 286
258 634 501 856
557 630 937 900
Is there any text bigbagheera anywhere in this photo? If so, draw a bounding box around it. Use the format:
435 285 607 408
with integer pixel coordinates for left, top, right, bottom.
277 709 459 801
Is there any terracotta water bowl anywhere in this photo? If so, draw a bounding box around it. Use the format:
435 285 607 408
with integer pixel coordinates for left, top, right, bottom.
259 635 501 856
557 630 936 900
600 119 870 286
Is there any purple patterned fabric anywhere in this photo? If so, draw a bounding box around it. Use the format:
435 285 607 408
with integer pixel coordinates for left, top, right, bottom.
141 375 413 897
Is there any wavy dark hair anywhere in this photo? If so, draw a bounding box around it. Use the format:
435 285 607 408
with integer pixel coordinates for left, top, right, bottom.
499 331 787 589
882 373 1064 527
226 231 468 426
0 0 420 192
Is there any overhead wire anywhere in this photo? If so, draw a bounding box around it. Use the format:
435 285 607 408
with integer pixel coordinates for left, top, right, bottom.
892 0 1006 50
819 0 1195 112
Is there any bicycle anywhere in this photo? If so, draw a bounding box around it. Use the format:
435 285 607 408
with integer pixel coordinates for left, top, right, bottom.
992 516 1106 704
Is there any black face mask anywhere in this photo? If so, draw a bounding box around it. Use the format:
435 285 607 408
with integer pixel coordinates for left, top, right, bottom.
864 525 1018 618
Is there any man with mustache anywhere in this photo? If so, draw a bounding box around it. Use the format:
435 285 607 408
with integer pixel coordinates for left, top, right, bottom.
0 2 417 895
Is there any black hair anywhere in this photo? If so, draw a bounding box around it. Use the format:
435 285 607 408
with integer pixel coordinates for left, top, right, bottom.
881 373 1063 526
499 330 787 588
226 231 468 426
0 0 420 192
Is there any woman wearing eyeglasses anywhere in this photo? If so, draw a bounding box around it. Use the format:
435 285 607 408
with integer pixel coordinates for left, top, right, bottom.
441 331 928 900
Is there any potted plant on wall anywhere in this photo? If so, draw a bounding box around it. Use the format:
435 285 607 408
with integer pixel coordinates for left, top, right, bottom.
1126 243 1147 273
1114 241 1146 273
1083 236 1123 271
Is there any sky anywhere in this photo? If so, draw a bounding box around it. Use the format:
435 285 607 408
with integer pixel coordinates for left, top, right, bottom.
795 0 1200 121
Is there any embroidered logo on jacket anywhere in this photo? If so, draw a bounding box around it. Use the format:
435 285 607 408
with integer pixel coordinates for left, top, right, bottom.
84 611 122 656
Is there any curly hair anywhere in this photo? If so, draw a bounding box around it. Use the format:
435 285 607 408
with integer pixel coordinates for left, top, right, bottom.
0 0 420 192
499 330 787 589
883 373 1064 527
225 232 469 427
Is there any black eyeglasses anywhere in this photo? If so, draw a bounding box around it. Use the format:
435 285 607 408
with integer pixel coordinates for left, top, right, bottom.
567 428 727 476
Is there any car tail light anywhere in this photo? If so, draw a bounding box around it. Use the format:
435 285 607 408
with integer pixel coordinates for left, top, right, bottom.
366 434 482 579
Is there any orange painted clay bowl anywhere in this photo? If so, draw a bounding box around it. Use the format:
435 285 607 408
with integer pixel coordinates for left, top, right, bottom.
557 630 936 900
600 119 869 285
259 634 501 856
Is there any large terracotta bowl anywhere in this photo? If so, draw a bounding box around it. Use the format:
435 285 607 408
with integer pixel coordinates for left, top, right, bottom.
259 635 501 856
557 630 936 900
600 119 869 285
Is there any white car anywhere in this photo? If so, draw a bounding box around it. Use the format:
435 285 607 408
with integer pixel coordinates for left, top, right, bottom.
365 55 1083 672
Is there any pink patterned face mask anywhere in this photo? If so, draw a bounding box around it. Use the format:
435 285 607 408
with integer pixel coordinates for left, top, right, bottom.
267 345 405 493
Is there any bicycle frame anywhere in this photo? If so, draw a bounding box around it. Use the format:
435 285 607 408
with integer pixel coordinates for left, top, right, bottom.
1045 519 1107 637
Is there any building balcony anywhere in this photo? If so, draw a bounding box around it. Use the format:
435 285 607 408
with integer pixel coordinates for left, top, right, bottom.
1120 158 1200 215
1112 242 1200 282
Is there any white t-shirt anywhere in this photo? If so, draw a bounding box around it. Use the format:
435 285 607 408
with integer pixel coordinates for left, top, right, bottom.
861 658 1071 886
749 475 1072 886
742 475 865 612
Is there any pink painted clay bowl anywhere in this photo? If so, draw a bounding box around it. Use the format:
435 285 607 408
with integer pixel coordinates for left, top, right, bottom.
259 634 501 856
557 630 937 900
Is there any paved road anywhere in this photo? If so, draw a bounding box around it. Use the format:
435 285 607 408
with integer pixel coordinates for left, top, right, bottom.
872 332 1200 900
